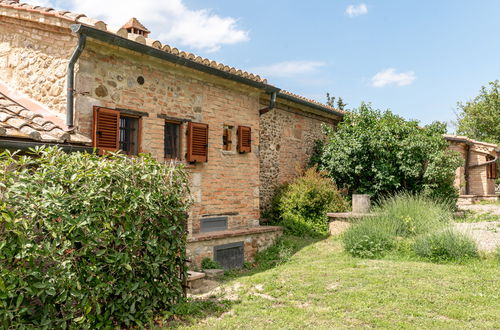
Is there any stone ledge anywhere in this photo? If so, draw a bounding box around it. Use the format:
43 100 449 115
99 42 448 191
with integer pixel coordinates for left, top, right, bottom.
327 212 377 221
188 226 283 243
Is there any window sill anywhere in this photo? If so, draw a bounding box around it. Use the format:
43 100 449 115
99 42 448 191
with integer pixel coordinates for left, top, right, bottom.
221 150 236 155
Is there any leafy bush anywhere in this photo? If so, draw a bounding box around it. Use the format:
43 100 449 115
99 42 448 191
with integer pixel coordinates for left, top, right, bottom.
313 103 462 203
201 258 221 269
267 167 348 237
414 229 479 262
0 147 191 328
343 193 451 258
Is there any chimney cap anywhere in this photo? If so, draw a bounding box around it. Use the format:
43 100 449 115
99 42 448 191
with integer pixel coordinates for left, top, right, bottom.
121 17 151 36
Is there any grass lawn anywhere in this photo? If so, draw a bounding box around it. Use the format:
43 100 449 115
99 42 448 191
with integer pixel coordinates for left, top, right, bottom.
172 236 500 329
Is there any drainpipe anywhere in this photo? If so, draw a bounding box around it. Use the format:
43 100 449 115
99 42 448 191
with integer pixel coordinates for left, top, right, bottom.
259 92 277 115
66 34 87 127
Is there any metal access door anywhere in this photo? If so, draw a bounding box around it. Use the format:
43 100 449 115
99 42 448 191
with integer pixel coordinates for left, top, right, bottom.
214 242 244 269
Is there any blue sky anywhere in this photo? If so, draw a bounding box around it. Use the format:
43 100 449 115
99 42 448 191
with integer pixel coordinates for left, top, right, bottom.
33 0 500 129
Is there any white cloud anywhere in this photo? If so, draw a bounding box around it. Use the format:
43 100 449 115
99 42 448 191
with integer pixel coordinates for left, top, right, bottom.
40 0 249 52
345 4 368 17
371 68 416 87
252 61 325 78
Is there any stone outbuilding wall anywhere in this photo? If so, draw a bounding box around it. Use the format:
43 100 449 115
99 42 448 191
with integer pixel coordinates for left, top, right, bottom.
259 98 340 213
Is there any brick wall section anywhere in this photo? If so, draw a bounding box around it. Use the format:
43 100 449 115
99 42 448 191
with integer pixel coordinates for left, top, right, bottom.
0 16 74 115
74 40 262 235
259 101 339 212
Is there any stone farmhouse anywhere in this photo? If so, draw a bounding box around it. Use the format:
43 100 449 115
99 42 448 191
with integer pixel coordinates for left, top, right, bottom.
445 135 498 203
0 1 343 268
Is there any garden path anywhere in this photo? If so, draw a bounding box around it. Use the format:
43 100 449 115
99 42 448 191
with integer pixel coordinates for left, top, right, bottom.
454 203 500 252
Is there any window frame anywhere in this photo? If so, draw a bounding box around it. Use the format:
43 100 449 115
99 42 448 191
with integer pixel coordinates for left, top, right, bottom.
222 125 233 151
118 114 142 156
164 119 183 160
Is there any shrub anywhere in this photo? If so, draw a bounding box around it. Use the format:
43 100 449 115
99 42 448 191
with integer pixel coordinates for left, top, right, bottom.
0 147 191 328
267 167 348 237
313 103 462 203
201 258 221 269
343 193 452 258
414 229 479 262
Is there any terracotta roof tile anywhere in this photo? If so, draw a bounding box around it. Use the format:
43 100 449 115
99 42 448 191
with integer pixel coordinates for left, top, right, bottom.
0 90 91 145
279 90 344 115
444 134 498 149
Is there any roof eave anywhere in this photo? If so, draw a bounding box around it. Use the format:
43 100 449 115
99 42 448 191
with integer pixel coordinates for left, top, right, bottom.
277 92 344 118
71 24 280 93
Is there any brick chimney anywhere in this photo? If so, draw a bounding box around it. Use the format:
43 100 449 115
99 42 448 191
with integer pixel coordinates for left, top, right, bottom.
121 18 150 38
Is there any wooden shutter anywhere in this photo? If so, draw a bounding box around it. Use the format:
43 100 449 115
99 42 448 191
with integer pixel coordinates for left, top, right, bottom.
93 107 120 152
237 126 251 153
187 122 208 162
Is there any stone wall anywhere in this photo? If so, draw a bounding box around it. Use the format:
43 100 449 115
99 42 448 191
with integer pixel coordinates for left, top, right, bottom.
75 40 262 236
187 226 283 268
259 101 339 212
0 15 75 115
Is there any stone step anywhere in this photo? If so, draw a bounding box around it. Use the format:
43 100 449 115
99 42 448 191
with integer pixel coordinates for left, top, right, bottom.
187 271 206 290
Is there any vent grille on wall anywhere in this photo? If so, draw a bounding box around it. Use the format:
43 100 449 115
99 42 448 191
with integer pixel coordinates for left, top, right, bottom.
200 216 228 233
214 242 244 269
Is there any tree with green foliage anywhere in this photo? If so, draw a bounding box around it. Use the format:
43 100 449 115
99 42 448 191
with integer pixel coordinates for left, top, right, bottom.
456 80 500 143
312 103 462 203
326 92 347 111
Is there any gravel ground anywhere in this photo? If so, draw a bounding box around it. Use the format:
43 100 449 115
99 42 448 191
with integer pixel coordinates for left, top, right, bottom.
454 221 500 252
454 203 500 252
458 204 500 216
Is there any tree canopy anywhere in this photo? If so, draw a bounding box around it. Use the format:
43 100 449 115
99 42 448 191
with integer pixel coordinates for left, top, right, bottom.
456 80 500 143
312 103 461 202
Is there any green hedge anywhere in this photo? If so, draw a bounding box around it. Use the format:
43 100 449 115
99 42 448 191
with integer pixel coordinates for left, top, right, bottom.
0 147 191 328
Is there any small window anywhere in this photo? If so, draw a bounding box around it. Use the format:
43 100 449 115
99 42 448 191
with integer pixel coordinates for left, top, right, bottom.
222 125 233 151
164 121 181 159
119 115 139 155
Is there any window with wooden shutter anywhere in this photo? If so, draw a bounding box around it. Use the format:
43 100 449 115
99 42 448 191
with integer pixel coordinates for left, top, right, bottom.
237 126 251 153
93 107 120 153
187 122 208 162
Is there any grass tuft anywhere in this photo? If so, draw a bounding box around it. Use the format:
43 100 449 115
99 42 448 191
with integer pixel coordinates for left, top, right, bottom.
414 229 479 262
